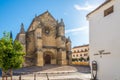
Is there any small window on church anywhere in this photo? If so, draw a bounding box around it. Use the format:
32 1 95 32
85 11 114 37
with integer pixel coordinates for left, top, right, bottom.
37 32 41 39
19 37 25 44
104 6 114 17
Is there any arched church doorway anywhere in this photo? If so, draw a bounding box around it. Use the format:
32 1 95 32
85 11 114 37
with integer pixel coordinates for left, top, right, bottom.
44 54 51 64
44 51 55 65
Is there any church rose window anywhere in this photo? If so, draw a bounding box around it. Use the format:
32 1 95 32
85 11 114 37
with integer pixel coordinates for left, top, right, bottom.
45 29 49 34
44 27 51 36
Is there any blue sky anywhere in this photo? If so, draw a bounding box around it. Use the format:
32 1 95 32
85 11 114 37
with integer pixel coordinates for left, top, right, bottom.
0 0 105 47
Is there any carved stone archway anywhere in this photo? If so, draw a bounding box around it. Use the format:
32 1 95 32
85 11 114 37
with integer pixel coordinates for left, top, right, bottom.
43 51 55 65
44 54 51 64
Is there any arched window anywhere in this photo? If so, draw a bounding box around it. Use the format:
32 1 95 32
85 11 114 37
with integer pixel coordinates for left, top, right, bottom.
37 32 41 39
72 55 75 57
76 54 78 57
81 49 83 52
80 54 82 56
74 50 76 53
84 54 87 56
85 49 87 52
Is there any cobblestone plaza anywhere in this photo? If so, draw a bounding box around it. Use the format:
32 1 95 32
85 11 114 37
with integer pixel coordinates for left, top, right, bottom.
0 65 91 80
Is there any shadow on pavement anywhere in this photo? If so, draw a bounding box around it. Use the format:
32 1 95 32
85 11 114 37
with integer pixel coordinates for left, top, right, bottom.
13 64 91 76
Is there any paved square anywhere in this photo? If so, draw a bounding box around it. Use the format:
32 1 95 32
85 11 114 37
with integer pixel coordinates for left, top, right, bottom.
0 65 91 80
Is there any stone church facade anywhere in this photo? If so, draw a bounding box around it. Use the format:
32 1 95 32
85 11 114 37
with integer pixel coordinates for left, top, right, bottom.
16 11 72 67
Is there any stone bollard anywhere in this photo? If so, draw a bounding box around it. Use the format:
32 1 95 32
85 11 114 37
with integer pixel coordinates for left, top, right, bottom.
19 74 21 80
46 73 49 80
34 73 36 80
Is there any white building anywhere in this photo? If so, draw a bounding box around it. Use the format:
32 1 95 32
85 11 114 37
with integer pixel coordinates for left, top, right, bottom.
87 0 120 80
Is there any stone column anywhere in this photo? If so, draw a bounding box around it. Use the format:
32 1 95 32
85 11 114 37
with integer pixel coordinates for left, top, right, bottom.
58 49 67 65
36 50 44 66
61 52 67 65
68 51 72 65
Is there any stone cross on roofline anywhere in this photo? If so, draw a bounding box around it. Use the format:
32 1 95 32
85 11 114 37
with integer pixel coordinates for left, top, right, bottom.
94 50 111 58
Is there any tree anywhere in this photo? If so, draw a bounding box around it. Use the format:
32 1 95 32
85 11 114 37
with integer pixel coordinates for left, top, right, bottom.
72 58 77 62
87 56 89 61
79 57 85 62
0 32 25 80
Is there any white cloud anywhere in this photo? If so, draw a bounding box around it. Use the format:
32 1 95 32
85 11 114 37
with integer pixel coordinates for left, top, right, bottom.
65 26 88 34
74 2 98 11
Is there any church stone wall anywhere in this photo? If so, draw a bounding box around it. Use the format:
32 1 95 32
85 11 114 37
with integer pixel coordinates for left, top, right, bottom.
42 36 56 47
16 11 72 67
26 31 35 55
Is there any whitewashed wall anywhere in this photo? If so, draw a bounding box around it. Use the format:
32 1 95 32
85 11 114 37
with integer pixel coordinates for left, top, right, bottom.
88 0 120 80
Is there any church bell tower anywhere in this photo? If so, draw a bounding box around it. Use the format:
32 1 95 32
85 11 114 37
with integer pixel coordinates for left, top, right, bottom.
57 19 67 65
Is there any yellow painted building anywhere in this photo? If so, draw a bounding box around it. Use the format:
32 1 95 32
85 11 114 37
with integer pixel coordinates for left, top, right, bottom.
72 44 89 65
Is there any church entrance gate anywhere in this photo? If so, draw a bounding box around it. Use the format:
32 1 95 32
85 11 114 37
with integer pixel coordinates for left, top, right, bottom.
44 54 51 64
